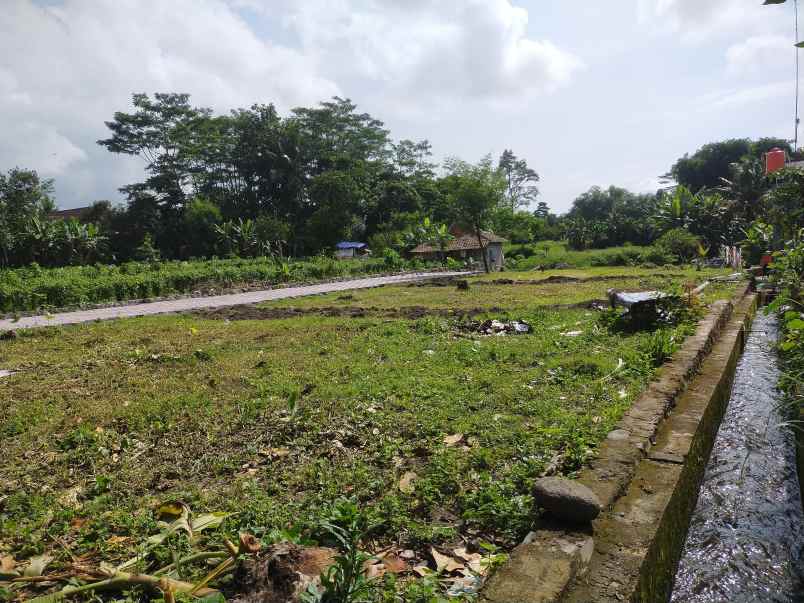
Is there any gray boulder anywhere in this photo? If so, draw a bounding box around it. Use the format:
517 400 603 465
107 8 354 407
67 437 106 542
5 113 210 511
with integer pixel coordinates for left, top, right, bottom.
533 477 602 524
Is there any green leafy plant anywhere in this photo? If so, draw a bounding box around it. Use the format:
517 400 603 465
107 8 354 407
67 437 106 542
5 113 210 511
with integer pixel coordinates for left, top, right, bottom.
654 228 700 263
642 328 678 367
302 499 377 603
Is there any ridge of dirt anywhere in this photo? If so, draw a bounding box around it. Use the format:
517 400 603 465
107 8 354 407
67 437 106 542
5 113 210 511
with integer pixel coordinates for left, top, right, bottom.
192 300 609 322
406 272 687 287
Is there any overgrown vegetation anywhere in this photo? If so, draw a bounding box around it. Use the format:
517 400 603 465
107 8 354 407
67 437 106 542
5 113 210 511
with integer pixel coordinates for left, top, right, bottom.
768 231 804 434
0 271 733 601
0 255 437 313
504 241 679 270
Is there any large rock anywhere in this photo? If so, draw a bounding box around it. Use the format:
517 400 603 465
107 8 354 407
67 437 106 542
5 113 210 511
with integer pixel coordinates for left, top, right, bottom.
533 477 602 524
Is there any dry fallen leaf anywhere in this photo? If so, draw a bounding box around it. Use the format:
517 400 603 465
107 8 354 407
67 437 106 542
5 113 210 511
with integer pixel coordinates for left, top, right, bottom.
258 447 291 458
1 555 15 573
70 517 87 529
382 553 408 574
398 471 417 494
453 547 484 574
24 554 53 577
430 547 464 574
363 560 386 580
106 535 130 545
412 564 433 577
443 433 464 447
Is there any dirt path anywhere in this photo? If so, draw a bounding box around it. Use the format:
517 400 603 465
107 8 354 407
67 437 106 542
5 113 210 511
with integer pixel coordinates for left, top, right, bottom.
0 271 469 333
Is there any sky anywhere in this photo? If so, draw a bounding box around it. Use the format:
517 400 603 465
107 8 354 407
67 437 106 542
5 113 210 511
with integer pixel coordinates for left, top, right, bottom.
0 0 800 213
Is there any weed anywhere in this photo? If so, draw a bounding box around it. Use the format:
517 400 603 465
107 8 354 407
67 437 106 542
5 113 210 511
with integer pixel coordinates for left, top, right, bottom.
302 499 377 603
642 329 678 367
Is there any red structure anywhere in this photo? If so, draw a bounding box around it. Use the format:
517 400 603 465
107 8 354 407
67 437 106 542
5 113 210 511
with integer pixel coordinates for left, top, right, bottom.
765 148 787 175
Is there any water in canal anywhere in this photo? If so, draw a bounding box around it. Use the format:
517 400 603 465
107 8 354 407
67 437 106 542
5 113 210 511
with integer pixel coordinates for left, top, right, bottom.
672 312 804 602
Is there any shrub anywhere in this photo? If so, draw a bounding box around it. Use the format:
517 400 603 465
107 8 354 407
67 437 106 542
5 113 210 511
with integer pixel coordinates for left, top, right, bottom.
639 246 675 266
654 229 699 263
445 257 463 270
383 248 402 269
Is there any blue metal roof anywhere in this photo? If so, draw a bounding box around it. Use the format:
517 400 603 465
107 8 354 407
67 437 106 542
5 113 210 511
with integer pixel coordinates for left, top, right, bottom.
335 241 367 249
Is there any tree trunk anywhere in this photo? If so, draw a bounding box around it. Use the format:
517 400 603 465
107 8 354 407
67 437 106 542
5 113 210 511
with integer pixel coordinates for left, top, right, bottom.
475 226 490 273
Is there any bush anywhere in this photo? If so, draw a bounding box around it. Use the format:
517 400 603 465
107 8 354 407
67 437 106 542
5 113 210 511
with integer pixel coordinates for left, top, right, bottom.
383 248 402 269
588 247 642 267
639 246 675 266
654 229 699 263
503 241 665 270
445 257 463 270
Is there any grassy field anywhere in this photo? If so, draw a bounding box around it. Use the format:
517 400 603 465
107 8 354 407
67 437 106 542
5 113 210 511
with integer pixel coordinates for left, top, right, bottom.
255 266 737 314
0 268 741 601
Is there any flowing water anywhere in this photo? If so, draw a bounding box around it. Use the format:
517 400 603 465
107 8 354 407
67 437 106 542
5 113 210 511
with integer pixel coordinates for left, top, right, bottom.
672 313 804 602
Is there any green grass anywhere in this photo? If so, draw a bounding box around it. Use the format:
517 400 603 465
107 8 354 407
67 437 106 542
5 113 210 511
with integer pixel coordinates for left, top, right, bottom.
0 271 743 601
504 241 678 270
0 255 435 313
265 267 737 312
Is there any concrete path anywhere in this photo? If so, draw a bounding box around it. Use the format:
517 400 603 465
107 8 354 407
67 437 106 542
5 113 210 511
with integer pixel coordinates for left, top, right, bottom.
0 271 469 332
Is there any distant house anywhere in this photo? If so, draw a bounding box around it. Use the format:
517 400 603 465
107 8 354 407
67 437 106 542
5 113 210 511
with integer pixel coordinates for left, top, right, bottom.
409 226 507 271
47 207 92 222
335 241 370 259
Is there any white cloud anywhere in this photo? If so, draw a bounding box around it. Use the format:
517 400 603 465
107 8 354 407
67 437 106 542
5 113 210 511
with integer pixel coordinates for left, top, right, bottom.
726 35 795 77
697 80 793 110
0 0 581 207
637 0 784 41
0 0 339 204
281 0 583 102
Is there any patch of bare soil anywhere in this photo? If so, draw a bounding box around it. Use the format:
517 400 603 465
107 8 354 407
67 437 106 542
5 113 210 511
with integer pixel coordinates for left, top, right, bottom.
407 272 686 288
193 305 506 321
230 544 336 603
193 299 609 322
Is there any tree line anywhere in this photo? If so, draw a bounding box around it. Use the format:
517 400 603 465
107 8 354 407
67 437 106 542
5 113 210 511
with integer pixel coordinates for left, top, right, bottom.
563 137 803 258
1 94 559 268
1 90 802 269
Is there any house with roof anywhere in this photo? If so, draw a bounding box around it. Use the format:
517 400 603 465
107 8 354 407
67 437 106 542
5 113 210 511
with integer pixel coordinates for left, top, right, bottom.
409 226 507 271
335 241 370 259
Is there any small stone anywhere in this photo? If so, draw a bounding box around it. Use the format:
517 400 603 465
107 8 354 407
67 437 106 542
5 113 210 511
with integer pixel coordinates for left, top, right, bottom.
533 477 602 523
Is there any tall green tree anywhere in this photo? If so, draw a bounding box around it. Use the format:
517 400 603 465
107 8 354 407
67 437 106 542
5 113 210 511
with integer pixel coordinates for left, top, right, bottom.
0 168 55 266
98 93 208 207
497 149 540 210
666 137 793 192
442 156 506 272
566 186 657 248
